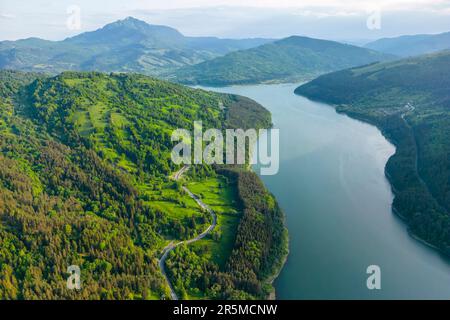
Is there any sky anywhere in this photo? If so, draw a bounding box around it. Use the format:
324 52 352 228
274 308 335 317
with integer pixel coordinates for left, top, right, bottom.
1 0 450 43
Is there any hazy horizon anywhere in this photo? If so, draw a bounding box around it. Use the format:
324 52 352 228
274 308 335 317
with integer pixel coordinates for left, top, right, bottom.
1 1 450 43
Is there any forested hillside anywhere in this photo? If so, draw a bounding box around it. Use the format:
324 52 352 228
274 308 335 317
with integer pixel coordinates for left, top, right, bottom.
295 51 450 255
0 70 285 299
166 168 288 299
173 36 394 86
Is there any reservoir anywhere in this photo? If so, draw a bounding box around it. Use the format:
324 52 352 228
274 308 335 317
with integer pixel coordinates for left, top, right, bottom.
203 83 450 299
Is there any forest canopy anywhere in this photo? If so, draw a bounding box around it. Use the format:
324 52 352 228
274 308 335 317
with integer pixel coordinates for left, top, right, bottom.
0 70 285 300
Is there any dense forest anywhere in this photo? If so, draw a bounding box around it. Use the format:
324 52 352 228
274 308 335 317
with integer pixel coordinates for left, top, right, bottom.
0 70 285 299
165 168 288 299
295 51 450 255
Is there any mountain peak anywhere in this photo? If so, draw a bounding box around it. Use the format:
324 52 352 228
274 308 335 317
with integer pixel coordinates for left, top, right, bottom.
106 16 150 29
277 35 332 46
123 16 143 22
65 17 184 46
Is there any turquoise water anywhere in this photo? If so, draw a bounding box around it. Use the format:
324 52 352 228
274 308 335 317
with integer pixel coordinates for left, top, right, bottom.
202 83 450 299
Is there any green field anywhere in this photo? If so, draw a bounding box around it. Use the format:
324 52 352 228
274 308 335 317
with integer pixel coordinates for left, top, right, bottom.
187 176 240 267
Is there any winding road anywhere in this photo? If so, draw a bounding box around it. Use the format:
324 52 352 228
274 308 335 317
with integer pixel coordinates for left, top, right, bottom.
159 165 217 300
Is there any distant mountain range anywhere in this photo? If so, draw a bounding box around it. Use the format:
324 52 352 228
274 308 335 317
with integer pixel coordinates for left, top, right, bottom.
4 16 450 87
173 36 395 86
365 31 450 57
0 17 271 76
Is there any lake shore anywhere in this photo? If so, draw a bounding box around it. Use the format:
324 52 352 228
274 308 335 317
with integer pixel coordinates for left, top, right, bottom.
203 82 450 299
332 107 450 260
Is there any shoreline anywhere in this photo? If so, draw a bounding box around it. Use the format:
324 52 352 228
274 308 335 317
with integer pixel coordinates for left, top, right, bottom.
312 98 450 260
209 81 447 298
206 81 450 299
196 82 290 300
248 144 290 300
266 240 290 300
392 207 440 252
189 77 315 89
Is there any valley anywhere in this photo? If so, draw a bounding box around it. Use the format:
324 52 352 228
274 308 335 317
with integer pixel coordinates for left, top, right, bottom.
1 10 450 302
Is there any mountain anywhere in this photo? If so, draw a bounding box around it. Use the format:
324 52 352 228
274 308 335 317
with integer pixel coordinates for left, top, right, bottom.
0 70 286 300
295 51 450 255
172 36 395 86
0 17 272 76
365 31 450 57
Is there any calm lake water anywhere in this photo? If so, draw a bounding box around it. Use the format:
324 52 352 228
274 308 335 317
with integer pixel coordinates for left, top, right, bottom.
201 83 450 299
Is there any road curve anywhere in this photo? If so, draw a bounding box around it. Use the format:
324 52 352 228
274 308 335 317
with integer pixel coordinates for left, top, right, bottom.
159 165 218 300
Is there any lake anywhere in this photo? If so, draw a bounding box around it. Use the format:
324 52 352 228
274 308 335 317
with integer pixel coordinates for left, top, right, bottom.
201 83 450 299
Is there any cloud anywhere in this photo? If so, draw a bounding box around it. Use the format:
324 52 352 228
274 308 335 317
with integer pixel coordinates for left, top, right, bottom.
133 0 448 11
293 9 360 18
1 0 450 40
0 13 16 19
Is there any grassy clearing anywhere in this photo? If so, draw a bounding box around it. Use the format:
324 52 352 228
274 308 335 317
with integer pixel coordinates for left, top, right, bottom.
143 181 201 221
187 176 240 267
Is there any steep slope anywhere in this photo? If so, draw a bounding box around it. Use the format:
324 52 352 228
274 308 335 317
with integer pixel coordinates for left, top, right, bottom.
0 17 272 76
295 51 450 255
365 31 450 57
0 70 286 300
173 36 395 86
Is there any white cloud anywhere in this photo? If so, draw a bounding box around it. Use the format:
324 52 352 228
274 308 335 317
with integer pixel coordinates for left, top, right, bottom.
0 13 16 19
294 9 360 18
1 0 450 40
133 0 448 11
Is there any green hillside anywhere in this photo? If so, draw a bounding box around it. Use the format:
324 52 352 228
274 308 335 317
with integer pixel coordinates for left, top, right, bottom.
173 36 395 86
365 31 450 57
295 51 450 255
0 70 286 299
